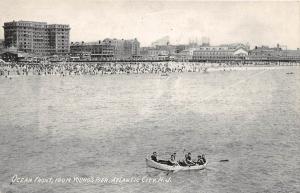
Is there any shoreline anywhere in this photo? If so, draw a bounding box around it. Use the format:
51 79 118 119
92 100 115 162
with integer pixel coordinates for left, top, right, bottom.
206 65 300 72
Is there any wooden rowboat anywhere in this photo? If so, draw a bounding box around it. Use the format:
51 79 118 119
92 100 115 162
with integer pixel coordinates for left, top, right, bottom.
146 158 207 172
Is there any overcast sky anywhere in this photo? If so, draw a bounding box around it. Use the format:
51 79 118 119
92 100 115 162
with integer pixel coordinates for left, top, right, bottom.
0 0 299 48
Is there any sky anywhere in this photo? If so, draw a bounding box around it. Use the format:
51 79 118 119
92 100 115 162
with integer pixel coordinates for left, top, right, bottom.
0 0 299 49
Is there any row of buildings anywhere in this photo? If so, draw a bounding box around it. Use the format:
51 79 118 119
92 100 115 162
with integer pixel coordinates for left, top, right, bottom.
139 43 250 61
139 41 300 62
1 20 300 62
1 20 141 61
70 38 140 60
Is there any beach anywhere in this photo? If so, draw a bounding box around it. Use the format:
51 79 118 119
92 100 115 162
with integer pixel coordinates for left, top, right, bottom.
1 61 299 77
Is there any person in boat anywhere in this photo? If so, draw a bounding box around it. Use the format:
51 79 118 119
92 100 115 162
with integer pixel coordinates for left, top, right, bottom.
173 152 177 160
178 153 195 166
151 152 158 162
178 154 188 166
185 152 196 166
195 154 206 165
166 154 178 166
150 152 170 165
201 154 206 164
197 155 205 165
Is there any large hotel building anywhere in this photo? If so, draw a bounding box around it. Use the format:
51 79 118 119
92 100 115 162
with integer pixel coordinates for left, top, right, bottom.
3 20 70 55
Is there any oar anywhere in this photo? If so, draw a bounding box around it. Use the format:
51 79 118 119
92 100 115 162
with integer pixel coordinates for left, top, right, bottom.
205 159 229 171
207 159 230 166
220 159 229 162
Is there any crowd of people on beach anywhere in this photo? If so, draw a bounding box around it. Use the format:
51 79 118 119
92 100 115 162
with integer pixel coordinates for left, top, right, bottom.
0 61 207 77
0 61 298 78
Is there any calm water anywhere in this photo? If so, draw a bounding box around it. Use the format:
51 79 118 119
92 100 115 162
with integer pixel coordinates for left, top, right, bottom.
0 67 299 193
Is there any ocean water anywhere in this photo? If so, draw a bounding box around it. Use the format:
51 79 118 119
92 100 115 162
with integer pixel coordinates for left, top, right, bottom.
0 66 299 193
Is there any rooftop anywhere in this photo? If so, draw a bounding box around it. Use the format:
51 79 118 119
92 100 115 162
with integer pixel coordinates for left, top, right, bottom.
3 20 69 28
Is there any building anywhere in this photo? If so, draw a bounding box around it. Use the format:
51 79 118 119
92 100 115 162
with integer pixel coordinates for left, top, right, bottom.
122 38 140 58
148 48 160 59
278 50 300 60
70 40 114 60
106 38 140 59
176 48 196 61
249 44 282 60
139 47 151 59
70 38 140 60
139 47 160 60
3 20 70 55
175 45 187 54
249 45 300 60
47 24 70 55
140 44 178 60
192 44 249 61
111 39 126 58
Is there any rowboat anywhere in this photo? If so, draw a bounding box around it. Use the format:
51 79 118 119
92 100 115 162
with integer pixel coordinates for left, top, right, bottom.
145 158 207 171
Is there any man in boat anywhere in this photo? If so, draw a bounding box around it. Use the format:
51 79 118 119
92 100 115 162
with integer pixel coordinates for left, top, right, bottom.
195 154 206 165
166 154 178 166
195 155 204 165
181 152 196 166
178 153 194 166
186 152 196 166
178 155 188 166
173 152 177 160
151 152 158 162
150 152 171 165
201 154 206 164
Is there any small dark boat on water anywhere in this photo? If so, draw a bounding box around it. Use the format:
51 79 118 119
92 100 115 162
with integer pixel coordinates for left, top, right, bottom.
286 72 294 75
